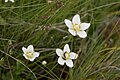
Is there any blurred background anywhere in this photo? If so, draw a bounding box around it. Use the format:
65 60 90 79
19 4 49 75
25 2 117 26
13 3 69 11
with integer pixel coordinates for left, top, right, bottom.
0 0 120 80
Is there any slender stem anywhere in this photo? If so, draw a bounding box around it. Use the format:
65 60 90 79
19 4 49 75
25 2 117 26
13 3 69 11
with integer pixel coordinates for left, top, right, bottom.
0 50 37 80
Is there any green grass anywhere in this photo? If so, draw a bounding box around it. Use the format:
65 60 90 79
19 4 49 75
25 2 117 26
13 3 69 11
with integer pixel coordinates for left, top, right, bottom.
0 0 120 80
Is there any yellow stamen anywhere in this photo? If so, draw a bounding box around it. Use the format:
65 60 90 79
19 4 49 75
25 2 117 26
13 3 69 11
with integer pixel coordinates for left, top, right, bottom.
26 52 34 58
64 52 70 60
73 24 80 31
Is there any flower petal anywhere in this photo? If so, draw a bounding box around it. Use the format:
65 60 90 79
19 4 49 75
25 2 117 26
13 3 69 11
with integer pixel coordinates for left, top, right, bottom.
63 44 70 53
29 57 36 61
10 0 14 2
58 57 65 65
56 48 64 57
23 54 36 61
27 45 34 53
77 31 87 38
5 0 8 2
68 29 76 36
34 52 40 57
65 19 72 28
70 52 78 59
23 54 29 59
81 23 90 30
72 14 80 25
22 47 27 54
65 59 73 68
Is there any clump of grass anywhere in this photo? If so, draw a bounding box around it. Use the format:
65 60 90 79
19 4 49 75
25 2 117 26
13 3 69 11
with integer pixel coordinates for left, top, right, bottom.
0 0 120 80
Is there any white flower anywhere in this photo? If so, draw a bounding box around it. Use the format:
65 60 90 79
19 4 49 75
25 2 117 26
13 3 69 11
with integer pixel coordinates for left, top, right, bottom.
42 60 47 65
22 45 40 61
65 14 90 38
56 44 78 68
5 0 14 2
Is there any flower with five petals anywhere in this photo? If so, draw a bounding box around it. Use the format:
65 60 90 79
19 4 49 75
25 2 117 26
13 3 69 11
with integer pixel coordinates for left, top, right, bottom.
65 14 90 38
22 45 40 61
56 44 78 68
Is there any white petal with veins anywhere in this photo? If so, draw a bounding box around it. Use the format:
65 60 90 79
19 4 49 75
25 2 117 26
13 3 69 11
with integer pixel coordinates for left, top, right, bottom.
34 52 40 57
65 19 73 28
77 31 87 38
65 59 73 68
68 29 76 36
72 14 80 25
58 57 65 65
70 52 78 59
81 23 90 30
29 57 36 61
23 54 29 60
22 47 27 54
63 44 70 53
56 48 64 57
27 45 34 53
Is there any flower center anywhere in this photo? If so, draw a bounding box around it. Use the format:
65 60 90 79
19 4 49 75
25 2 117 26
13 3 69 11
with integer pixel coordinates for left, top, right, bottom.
26 52 34 58
73 24 80 31
63 52 70 60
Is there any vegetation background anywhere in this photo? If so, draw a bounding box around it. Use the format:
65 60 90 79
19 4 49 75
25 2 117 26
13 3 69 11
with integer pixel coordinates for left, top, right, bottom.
0 0 120 80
